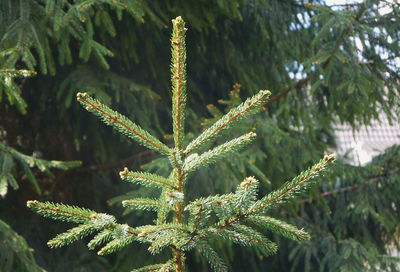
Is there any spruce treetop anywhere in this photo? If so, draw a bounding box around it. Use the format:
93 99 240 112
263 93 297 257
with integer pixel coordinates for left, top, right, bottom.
27 16 335 272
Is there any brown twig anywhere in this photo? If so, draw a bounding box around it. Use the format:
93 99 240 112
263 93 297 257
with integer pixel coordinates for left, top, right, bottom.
302 168 399 203
76 149 154 172
265 75 313 107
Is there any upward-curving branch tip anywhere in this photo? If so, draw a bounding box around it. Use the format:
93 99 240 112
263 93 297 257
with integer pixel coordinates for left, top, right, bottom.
240 176 258 188
172 16 185 25
76 92 89 101
260 90 272 97
119 167 129 179
323 153 336 163
27 200 38 208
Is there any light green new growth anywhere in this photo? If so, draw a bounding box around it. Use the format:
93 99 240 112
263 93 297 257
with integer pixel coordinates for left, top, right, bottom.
27 17 335 272
171 16 187 151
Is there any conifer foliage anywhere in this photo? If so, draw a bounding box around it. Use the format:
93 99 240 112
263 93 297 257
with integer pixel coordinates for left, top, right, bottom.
27 17 335 272
0 142 81 197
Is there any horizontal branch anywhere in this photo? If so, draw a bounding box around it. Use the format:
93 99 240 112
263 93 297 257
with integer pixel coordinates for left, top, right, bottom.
119 168 176 189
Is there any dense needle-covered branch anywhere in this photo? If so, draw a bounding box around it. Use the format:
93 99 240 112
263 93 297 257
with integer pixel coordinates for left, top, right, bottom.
183 132 257 174
122 198 171 212
77 92 172 155
212 154 336 231
248 154 336 214
180 155 335 251
27 200 139 255
119 168 176 189
204 225 278 256
47 224 99 248
196 241 228 272
184 90 271 154
245 215 310 241
27 200 97 223
88 230 113 250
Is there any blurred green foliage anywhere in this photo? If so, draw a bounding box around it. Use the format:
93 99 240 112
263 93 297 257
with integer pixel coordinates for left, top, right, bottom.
0 219 46 272
0 0 399 271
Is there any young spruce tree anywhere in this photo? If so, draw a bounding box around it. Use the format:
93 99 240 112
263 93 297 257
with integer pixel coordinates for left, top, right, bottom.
27 17 335 272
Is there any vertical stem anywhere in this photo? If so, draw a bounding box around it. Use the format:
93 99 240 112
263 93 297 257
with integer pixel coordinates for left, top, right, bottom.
170 16 187 272
175 168 184 223
173 167 185 272
174 249 184 272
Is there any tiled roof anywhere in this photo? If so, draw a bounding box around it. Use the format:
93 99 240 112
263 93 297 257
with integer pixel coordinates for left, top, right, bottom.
334 114 400 165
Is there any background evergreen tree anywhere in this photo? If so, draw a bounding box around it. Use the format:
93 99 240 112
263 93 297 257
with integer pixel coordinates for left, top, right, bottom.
0 1 399 271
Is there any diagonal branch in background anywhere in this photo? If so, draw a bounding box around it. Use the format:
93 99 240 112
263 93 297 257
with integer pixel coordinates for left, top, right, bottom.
265 75 312 107
301 168 400 203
